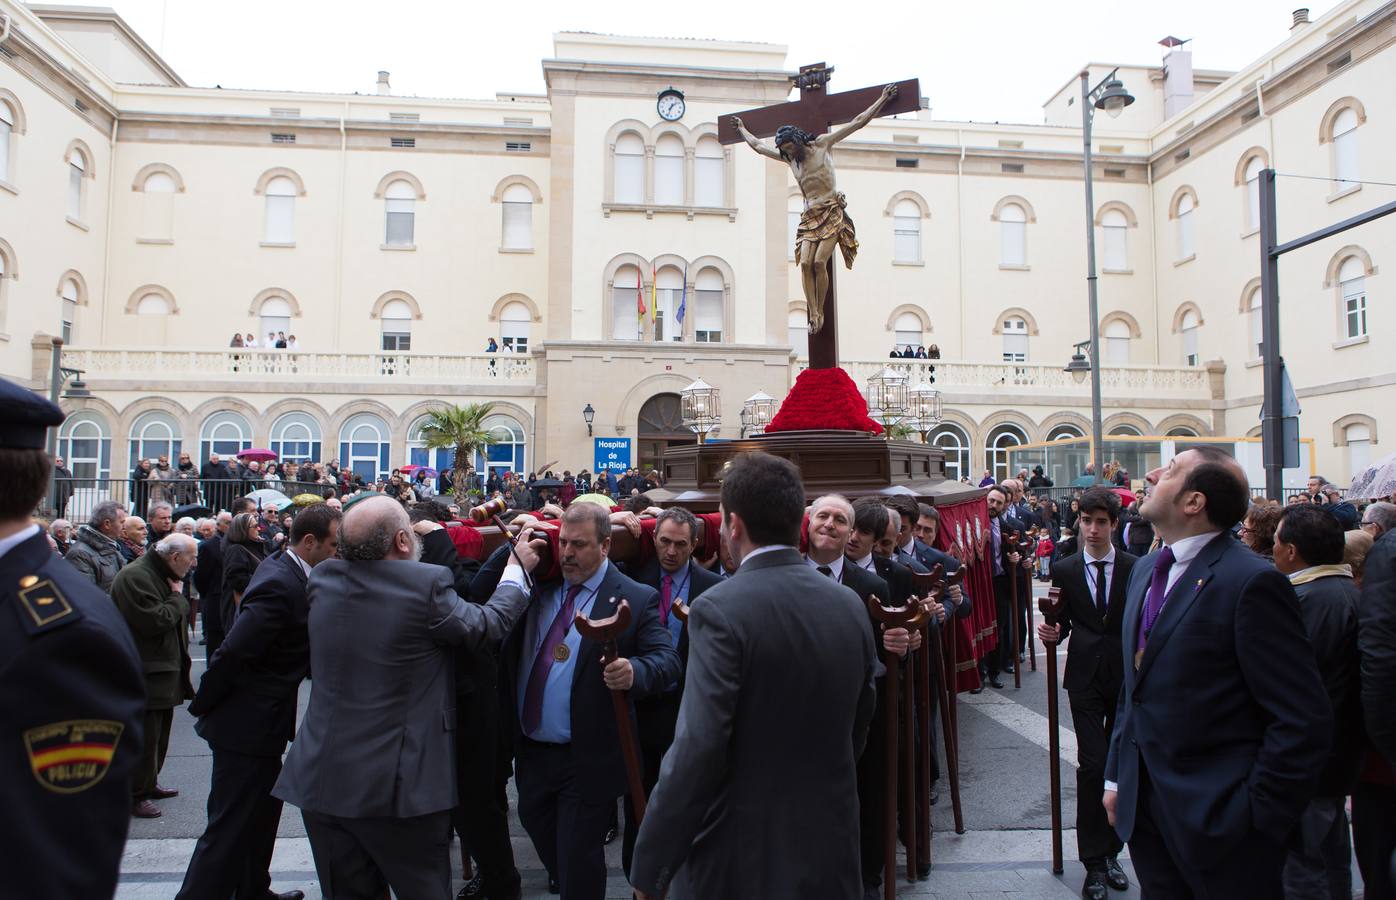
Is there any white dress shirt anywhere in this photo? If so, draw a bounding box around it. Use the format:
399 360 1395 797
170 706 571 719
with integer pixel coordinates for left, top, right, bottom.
1160 531 1221 595
849 553 875 572
805 554 845 581
1081 545 1116 608
285 547 313 579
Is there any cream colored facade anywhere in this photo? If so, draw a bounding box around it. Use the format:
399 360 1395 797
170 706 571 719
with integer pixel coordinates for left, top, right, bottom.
0 1 1389 487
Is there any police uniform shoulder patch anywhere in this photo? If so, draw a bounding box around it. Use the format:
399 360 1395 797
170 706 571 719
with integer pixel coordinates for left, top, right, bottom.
23 719 124 793
16 579 75 631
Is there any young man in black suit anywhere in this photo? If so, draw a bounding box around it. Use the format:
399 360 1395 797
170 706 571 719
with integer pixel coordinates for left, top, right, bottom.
978 485 1026 690
1104 447 1330 898
178 503 343 900
1036 486 1136 899
617 505 722 877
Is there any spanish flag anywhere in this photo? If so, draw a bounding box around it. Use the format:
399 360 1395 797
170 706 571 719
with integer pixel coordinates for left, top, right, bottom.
650 262 658 323
636 267 646 319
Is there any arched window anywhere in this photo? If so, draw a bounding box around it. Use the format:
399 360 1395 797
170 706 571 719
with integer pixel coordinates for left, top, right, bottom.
60 278 79 343
1332 107 1360 189
1001 316 1029 362
270 412 322 464
788 194 804 260
140 171 177 241
1175 192 1196 260
259 295 293 338
930 423 970 482
1165 426 1199 437
614 133 645 204
1246 285 1263 358
406 415 452 473
0 99 15 183
984 423 1028 482
694 267 724 343
695 136 724 207
67 147 87 220
654 266 684 341
1243 156 1264 232
1338 257 1367 339
380 298 413 351
128 411 182 464
58 412 111 480
1103 318 1131 364
894 311 923 348
339 413 390 482
788 308 809 356
0 246 9 334
612 265 642 340
1346 422 1372 475
501 183 533 250
199 411 252 464
999 202 1027 266
264 176 297 243
1180 309 1200 366
135 292 171 315
384 179 415 246
479 414 527 477
499 300 531 352
1047 424 1085 442
1101 208 1128 271
893 199 921 264
1108 424 1142 436
654 134 684 206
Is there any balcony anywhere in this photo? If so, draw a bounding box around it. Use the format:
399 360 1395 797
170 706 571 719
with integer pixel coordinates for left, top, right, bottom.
801 359 1212 399
60 347 536 388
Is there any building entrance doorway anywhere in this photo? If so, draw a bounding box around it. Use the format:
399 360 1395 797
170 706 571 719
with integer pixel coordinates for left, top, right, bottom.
637 392 694 473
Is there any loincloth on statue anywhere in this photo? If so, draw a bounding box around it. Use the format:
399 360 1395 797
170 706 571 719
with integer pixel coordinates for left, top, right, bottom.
795 193 858 268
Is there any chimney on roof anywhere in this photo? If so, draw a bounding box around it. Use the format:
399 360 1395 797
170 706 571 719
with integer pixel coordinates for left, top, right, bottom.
1291 8 1311 29
376 70 391 96
1159 36 1194 119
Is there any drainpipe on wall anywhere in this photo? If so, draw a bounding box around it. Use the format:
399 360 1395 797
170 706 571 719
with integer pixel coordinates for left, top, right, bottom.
333 100 347 351
1147 156 1159 363
99 114 118 345
955 129 966 361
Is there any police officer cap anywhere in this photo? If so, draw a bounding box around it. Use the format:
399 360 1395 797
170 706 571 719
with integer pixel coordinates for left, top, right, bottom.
0 377 64 450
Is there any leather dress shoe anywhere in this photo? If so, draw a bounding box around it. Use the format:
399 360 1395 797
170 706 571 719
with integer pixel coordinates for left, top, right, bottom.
458 872 484 899
148 784 179 799
265 892 305 900
988 676 1006 689
1081 868 1108 900
1104 856 1129 890
548 875 560 894
970 684 985 694
132 799 162 818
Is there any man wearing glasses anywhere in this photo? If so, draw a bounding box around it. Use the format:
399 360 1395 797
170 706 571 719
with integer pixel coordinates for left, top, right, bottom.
1361 502 1395 539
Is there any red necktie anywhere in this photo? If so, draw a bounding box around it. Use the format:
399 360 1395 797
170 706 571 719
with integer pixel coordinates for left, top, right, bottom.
521 583 583 736
659 573 673 626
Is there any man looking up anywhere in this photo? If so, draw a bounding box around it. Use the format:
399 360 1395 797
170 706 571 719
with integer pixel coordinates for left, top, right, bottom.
1104 447 1330 897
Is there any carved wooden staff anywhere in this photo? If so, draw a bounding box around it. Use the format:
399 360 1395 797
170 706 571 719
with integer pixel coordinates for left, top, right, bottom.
1006 532 1024 689
469 497 537 591
867 594 926 899
1039 587 1066 874
574 599 648 825
911 566 939 877
937 568 967 835
1026 534 1038 673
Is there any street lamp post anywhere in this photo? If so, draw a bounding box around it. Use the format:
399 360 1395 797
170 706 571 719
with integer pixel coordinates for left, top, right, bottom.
1079 68 1133 486
45 336 90 458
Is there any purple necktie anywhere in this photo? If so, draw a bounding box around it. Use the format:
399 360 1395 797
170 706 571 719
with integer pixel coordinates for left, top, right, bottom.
521 583 583 737
1136 546 1176 654
658 574 673 626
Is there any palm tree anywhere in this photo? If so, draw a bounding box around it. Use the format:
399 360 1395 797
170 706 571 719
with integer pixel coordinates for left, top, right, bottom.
418 402 498 502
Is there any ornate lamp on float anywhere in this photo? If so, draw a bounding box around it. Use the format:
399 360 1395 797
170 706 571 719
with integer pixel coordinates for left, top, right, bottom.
907 382 943 442
865 366 909 432
679 377 721 444
740 391 776 438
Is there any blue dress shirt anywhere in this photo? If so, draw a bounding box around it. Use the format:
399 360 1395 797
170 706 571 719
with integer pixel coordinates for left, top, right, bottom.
514 560 609 743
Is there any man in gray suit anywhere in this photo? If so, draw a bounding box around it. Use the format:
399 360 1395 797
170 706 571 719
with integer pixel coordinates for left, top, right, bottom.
272 496 537 899
631 452 879 900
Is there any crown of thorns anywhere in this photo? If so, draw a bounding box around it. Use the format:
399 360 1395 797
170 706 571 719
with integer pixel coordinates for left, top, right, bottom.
775 125 815 147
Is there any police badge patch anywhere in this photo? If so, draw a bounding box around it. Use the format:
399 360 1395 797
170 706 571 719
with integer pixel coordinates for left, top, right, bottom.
23 720 124 793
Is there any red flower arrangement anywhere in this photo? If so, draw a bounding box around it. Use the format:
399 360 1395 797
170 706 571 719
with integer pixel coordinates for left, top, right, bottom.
766 367 884 434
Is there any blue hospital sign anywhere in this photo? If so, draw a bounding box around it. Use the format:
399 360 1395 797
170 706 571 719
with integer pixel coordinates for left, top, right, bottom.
594 438 631 473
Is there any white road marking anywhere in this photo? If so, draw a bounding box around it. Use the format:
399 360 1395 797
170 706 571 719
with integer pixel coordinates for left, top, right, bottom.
960 687 1080 769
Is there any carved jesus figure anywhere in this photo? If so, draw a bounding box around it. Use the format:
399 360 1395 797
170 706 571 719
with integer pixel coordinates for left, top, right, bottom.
733 82 898 334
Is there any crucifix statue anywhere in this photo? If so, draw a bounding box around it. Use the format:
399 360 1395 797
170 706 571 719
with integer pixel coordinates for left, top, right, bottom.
721 64 920 369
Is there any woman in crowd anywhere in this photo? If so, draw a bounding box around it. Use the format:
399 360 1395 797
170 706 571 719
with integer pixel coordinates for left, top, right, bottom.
1239 502 1283 559
1345 529 1375 588
219 513 266 634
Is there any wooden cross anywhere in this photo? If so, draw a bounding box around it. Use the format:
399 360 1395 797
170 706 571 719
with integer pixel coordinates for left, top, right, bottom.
720 64 920 370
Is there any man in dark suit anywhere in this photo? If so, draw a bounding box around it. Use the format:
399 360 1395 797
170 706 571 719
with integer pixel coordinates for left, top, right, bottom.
192 511 230 648
1104 447 1331 897
631 455 878 900
272 496 534 898
978 485 1026 690
500 502 679 900
177 503 343 900
1036 486 1136 899
617 506 722 877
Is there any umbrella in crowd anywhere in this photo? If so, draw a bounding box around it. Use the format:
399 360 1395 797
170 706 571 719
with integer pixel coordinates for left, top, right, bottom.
172 503 213 520
244 488 292 511
401 465 439 477
237 448 278 462
1348 448 1396 500
341 491 377 511
1111 488 1137 507
292 493 324 507
1070 475 1096 488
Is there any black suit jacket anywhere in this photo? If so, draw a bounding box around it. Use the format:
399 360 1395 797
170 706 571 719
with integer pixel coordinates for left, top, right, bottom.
1049 550 1136 692
191 549 309 756
500 560 681 802
1105 533 1331 868
192 533 224 601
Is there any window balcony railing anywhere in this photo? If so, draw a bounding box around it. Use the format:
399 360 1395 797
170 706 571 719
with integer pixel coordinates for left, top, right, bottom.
798 358 1212 396
60 348 536 384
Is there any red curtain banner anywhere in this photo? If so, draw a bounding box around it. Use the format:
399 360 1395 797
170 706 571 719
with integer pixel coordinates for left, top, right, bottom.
931 495 996 693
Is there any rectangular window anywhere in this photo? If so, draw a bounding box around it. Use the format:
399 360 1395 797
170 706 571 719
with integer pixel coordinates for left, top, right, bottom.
385 199 414 245
653 289 681 342
265 196 294 243
1182 326 1198 366
1002 318 1028 362
271 133 296 144
61 298 76 343
1105 336 1130 364
1343 279 1367 338
502 201 532 249
389 112 420 123
260 314 290 338
654 155 683 205
502 116 533 127
0 119 11 181
694 290 722 343
381 331 411 351
893 216 920 263
501 319 529 353
1333 130 1358 186
612 288 639 340
390 137 416 148
1177 210 1194 259
1000 222 1026 266
894 328 920 347
1103 225 1127 270
695 157 724 206
141 192 174 242
68 163 83 219
505 141 531 152
615 154 644 204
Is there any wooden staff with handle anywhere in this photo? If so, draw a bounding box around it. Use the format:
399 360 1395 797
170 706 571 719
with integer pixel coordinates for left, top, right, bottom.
922 566 967 836
867 594 926 897
573 600 647 825
1026 533 1038 673
469 496 537 592
910 566 939 877
1039 586 1066 874
1006 532 1024 689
